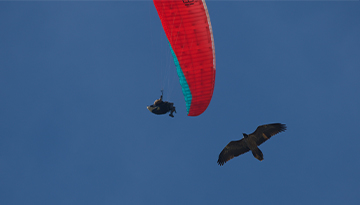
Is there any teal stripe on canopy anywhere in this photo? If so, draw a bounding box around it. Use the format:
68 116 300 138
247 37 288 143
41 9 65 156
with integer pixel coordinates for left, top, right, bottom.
169 42 192 114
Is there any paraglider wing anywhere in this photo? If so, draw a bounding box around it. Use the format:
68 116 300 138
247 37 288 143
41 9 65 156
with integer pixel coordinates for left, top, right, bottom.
153 0 216 116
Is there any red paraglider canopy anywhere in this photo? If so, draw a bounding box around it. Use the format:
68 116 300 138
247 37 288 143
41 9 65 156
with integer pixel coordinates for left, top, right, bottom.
153 0 216 116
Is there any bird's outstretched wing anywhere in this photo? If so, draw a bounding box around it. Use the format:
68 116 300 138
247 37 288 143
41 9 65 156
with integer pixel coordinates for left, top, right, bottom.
249 123 287 146
217 139 250 166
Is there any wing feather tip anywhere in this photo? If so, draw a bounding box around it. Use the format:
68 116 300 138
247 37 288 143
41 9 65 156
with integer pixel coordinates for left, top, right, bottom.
217 159 224 166
279 123 287 132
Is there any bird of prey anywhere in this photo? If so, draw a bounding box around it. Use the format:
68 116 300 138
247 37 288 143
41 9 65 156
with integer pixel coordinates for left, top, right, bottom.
217 123 286 166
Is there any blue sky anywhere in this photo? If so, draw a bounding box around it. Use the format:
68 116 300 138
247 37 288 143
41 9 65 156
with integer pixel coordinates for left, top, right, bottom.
1 1 359 204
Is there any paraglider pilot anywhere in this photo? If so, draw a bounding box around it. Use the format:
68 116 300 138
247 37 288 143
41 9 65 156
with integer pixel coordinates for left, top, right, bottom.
147 91 176 117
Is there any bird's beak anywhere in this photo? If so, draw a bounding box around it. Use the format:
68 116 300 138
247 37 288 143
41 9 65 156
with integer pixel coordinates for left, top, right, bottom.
147 105 155 112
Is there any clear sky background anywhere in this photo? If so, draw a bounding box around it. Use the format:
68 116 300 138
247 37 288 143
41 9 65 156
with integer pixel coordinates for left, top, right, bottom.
1 1 359 204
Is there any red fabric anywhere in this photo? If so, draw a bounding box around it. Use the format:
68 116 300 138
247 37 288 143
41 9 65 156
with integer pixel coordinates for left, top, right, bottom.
153 0 216 116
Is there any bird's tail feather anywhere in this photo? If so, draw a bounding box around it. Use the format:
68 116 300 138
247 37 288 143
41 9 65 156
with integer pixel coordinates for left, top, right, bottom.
252 148 264 161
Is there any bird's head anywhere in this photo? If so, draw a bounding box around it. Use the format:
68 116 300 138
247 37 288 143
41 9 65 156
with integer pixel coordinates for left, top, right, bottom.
147 105 156 112
242 133 248 138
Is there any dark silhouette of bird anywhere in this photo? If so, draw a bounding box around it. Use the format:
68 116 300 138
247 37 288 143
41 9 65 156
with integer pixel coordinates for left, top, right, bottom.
217 123 286 166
